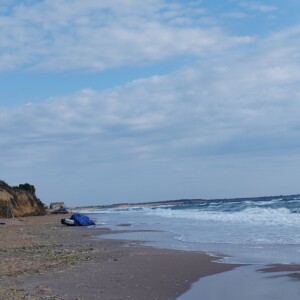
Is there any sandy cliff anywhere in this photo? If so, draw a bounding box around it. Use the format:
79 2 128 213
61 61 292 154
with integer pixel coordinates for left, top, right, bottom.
0 181 46 217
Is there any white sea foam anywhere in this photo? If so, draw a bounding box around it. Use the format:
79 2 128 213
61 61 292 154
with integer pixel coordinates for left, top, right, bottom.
88 197 300 263
145 207 300 227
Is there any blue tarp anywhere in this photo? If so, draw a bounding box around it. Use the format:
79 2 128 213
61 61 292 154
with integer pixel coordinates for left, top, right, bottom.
70 213 95 226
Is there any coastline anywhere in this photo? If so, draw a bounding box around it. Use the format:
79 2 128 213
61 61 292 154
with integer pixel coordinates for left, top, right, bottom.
0 214 237 299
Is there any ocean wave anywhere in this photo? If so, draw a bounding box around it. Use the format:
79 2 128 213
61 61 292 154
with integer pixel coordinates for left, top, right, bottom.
145 206 300 227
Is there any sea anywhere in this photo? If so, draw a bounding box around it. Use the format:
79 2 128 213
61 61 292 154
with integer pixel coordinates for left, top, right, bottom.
78 194 300 265
77 195 300 299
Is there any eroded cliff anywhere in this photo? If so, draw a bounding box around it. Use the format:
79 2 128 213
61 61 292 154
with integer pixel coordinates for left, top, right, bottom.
0 181 46 217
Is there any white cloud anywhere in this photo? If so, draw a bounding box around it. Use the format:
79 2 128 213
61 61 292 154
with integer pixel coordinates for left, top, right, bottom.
2 23 300 171
240 2 278 13
223 11 248 19
0 0 251 71
2 2 300 203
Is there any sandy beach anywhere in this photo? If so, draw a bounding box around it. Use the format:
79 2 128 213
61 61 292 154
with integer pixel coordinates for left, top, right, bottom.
0 214 237 300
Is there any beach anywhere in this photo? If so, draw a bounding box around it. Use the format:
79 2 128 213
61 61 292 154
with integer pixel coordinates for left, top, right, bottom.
0 214 236 300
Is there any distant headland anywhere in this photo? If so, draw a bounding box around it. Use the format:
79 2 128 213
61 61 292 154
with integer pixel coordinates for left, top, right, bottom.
74 194 300 210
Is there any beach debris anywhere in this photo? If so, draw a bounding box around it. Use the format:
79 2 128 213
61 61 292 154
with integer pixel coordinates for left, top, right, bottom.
51 206 69 214
37 285 52 294
49 202 65 210
61 213 95 226
50 202 70 214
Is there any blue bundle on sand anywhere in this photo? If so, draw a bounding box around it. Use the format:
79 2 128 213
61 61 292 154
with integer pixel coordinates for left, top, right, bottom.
61 213 95 226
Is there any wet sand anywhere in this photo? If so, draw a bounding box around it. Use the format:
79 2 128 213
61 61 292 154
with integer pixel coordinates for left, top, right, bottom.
0 214 236 300
259 264 300 280
178 264 300 300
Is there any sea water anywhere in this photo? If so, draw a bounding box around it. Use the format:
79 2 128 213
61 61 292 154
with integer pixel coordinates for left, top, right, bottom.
177 265 300 300
78 196 300 299
78 195 300 264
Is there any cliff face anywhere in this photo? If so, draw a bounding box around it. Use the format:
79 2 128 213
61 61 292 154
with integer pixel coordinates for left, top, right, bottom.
0 181 46 218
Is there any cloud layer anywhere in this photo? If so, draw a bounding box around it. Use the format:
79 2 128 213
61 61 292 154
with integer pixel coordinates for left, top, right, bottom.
1 1 300 205
2 24 300 164
0 0 252 71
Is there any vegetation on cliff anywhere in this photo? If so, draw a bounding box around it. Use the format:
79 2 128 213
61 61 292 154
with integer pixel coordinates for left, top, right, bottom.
0 180 46 218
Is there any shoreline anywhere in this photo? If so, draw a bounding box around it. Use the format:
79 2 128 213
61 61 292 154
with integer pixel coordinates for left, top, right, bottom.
0 214 237 299
1 214 299 299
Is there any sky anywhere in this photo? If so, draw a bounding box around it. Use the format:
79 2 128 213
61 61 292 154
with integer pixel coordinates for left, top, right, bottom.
1 0 300 207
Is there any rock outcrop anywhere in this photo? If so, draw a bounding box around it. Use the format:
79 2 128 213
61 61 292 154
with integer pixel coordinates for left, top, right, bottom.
0 181 46 218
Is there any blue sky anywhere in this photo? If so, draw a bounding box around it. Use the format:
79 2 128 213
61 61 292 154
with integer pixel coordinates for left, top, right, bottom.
1 0 300 207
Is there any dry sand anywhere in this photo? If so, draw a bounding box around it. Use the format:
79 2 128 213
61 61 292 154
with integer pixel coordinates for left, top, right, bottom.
0 213 238 300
